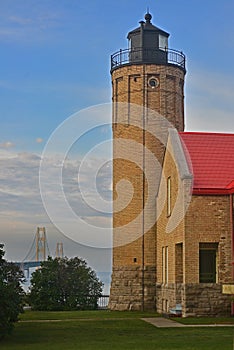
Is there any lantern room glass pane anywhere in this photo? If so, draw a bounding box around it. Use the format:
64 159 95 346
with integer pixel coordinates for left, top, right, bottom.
159 34 168 50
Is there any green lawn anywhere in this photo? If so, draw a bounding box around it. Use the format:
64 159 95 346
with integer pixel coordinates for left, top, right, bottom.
1 311 234 350
19 309 156 321
175 316 234 325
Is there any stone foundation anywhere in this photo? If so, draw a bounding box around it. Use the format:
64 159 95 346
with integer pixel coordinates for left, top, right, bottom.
109 266 156 311
156 283 185 314
156 283 231 317
183 283 231 317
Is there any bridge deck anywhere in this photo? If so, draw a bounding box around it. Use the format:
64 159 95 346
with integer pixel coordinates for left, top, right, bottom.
14 261 42 269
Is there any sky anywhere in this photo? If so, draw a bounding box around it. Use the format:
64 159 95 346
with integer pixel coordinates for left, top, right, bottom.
0 0 234 289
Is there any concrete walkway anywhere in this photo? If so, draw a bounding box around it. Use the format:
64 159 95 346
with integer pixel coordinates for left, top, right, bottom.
142 317 234 328
142 317 186 328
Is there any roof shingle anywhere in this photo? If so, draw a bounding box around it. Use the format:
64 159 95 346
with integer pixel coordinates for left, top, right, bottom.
179 132 234 194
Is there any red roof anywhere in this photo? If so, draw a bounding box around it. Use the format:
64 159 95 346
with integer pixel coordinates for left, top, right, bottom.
179 132 234 195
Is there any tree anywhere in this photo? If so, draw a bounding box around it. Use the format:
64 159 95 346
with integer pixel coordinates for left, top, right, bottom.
29 256 103 311
0 244 25 340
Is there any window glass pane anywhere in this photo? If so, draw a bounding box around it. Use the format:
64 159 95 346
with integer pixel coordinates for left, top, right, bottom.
162 247 165 282
159 35 168 50
199 249 216 283
167 177 171 217
165 246 168 283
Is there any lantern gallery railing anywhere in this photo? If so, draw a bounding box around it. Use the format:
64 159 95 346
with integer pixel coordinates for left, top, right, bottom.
111 47 186 71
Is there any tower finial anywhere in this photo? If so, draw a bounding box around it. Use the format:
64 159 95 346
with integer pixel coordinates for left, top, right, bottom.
145 10 152 23
147 6 150 14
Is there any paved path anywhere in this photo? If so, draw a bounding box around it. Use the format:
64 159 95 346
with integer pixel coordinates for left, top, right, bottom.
142 317 234 328
20 316 234 327
142 317 186 328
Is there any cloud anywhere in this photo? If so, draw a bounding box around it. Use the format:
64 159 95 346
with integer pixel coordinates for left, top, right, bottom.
0 150 112 223
36 138 44 144
186 68 234 133
9 15 33 26
0 8 62 44
0 141 15 149
188 69 234 105
0 153 43 217
0 147 113 258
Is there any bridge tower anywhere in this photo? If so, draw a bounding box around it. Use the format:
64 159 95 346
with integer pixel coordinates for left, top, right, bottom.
109 12 186 311
36 227 47 262
56 242 64 258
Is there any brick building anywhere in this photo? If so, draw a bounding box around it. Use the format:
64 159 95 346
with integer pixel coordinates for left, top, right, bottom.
109 12 234 316
156 130 234 316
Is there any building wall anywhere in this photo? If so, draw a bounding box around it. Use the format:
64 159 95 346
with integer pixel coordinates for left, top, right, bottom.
112 64 185 131
156 135 186 313
109 63 185 311
156 138 232 316
184 195 232 284
156 283 231 316
110 121 159 310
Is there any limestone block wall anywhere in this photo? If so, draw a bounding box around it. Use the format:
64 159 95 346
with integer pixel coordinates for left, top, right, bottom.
156 283 231 317
183 284 231 317
109 266 156 311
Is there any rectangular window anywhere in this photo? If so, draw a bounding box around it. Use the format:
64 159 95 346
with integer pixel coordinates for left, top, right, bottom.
159 34 168 51
162 247 165 282
162 246 168 283
165 299 168 313
199 243 218 283
165 246 168 283
175 243 183 283
167 177 171 217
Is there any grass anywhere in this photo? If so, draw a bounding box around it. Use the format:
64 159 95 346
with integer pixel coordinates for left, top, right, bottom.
1 311 234 350
19 309 156 321
175 316 234 325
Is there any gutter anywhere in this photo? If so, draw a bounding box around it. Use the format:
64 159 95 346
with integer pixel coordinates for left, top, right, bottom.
193 188 234 195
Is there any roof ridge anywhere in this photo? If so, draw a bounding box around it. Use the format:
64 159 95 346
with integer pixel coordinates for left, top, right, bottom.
179 131 234 136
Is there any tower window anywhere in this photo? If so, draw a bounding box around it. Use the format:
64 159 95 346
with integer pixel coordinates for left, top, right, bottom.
162 246 168 283
159 34 168 51
148 77 159 89
167 177 171 217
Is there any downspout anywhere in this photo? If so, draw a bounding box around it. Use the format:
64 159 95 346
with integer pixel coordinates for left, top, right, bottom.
230 194 234 315
141 64 146 311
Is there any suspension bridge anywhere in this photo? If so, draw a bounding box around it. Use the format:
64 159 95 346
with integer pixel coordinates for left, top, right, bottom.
14 226 110 308
14 227 64 277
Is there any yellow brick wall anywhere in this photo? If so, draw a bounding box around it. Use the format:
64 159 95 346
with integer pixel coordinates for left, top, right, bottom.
110 62 185 310
156 141 185 284
112 64 185 269
156 141 232 285
156 139 232 316
185 195 232 283
112 64 185 130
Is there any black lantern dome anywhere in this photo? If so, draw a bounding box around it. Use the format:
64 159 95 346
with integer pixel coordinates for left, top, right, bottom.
127 12 169 64
111 12 185 72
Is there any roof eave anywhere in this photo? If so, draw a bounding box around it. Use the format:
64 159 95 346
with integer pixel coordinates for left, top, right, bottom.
193 188 234 195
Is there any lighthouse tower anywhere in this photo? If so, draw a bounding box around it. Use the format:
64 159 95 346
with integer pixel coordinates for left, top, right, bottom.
109 12 186 311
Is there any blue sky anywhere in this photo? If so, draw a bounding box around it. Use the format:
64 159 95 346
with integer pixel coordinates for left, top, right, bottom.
0 0 234 282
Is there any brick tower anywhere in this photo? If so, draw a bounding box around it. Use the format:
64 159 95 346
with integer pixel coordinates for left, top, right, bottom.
109 12 186 311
